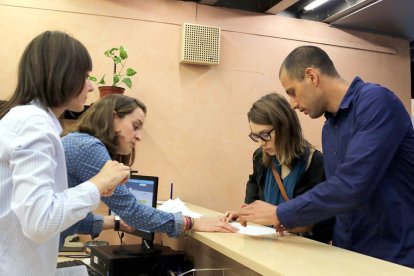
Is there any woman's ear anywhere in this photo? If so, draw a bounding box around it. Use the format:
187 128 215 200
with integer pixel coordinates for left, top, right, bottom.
113 111 120 126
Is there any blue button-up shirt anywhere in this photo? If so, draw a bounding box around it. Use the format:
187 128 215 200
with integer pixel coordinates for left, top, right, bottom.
278 77 414 267
60 132 184 247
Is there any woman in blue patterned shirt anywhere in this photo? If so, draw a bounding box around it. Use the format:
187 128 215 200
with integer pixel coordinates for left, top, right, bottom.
60 94 237 246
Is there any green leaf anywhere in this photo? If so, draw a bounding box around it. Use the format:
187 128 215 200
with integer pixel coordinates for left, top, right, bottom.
126 68 137 77
113 75 120 86
119 46 128 60
122 78 132 89
108 47 118 56
88 76 97 82
98 75 106 85
113 56 122 64
104 50 111 57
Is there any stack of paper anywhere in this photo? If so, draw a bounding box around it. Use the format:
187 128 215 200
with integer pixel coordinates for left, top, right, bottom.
158 198 202 218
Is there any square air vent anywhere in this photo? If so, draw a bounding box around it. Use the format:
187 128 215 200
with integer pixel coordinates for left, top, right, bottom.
180 23 221 65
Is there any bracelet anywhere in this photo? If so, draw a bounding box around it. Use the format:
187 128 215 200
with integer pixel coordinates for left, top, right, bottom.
184 216 189 230
188 217 194 230
183 216 194 231
114 215 120 231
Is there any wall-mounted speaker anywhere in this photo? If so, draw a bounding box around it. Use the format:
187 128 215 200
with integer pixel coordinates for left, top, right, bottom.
180 23 221 65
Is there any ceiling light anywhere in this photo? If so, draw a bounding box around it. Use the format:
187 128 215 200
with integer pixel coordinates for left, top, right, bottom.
303 0 331 11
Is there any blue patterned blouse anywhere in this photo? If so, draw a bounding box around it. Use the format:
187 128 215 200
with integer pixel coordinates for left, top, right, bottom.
59 132 183 247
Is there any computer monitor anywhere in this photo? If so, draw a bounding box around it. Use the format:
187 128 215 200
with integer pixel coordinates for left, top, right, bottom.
109 174 159 255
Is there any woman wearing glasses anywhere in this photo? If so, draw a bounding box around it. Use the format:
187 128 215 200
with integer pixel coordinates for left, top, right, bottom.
222 93 333 243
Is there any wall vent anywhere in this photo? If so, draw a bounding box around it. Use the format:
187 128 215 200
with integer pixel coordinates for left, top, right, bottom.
180 23 221 65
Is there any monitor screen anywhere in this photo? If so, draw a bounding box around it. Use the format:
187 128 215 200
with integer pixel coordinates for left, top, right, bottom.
109 174 158 252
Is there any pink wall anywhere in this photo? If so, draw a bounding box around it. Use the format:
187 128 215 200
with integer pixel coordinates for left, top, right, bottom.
0 0 410 216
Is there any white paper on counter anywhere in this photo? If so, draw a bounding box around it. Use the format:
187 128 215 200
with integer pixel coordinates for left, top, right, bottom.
230 222 276 236
158 198 202 218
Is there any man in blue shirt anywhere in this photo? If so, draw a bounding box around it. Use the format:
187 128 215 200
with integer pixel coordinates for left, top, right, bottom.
239 45 414 268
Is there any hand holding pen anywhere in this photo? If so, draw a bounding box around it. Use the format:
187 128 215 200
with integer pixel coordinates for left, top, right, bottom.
220 211 239 222
238 200 279 227
220 204 247 222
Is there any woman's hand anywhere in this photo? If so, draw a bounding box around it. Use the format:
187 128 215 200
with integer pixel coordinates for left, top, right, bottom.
192 217 238 233
120 220 134 232
89 160 130 196
102 216 134 232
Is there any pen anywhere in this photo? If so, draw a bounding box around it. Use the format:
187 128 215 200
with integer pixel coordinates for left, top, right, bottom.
170 183 173 200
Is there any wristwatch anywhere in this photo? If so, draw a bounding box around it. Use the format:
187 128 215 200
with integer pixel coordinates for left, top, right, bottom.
114 215 120 231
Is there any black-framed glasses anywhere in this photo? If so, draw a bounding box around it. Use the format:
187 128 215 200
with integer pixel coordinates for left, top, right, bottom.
248 128 275 142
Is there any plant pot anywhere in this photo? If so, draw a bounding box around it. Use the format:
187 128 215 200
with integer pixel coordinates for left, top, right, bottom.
98 86 125 98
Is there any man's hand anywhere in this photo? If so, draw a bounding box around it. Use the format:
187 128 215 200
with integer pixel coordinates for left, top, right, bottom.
219 211 239 222
238 200 280 228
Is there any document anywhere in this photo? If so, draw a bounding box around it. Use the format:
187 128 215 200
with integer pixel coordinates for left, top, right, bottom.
230 222 276 236
158 198 202 218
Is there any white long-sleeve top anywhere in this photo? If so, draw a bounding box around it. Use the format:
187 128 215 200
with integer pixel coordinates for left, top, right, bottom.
0 102 100 276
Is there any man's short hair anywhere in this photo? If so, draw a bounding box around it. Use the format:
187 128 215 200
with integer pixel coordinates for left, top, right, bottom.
279 46 340 81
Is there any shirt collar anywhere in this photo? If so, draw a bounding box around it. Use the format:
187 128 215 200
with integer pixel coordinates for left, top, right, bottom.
30 100 63 134
324 76 364 119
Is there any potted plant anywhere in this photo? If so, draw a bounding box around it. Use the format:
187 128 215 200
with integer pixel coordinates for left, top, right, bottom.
89 46 137 98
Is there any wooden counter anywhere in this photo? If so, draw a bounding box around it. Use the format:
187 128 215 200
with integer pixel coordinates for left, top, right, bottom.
162 204 414 276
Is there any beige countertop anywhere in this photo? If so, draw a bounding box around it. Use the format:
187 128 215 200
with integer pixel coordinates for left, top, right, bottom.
185 204 414 276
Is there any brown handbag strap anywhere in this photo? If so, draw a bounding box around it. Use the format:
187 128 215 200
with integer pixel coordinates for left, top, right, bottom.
271 163 289 202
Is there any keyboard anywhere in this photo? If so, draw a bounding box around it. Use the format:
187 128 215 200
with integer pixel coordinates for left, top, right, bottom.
57 259 101 276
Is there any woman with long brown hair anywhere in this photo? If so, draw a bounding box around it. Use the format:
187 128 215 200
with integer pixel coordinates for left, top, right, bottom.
61 94 237 246
0 31 129 276
222 93 333 243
